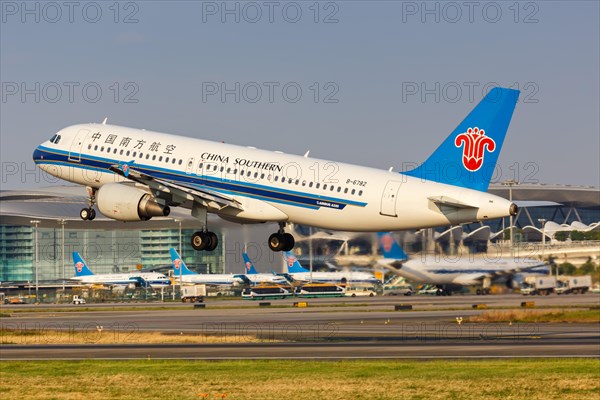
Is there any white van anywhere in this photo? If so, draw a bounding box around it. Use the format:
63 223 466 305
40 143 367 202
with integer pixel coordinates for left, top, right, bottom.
345 286 376 297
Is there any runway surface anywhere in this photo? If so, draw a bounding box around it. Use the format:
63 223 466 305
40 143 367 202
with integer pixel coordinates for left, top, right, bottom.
2 293 599 360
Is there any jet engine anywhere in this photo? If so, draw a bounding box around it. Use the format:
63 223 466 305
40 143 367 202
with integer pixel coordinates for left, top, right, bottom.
96 183 170 221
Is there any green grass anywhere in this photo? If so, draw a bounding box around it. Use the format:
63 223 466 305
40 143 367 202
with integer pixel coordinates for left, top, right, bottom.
468 309 600 323
0 359 598 399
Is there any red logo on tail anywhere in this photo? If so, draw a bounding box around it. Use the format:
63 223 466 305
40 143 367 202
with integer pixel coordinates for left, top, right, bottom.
174 259 181 270
75 262 84 273
287 255 297 267
455 127 496 172
380 234 393 253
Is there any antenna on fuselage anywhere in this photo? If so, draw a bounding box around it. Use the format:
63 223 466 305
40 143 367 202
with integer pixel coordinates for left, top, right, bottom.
101 117 108 125
304 150 310 158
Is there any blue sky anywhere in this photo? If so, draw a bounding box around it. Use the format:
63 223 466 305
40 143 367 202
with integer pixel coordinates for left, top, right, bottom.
1 1 599 189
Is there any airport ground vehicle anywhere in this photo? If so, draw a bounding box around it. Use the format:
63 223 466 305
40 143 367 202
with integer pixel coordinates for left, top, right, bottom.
72 295 86 305
181 284 207 302
345 286 376 297
383 284 414 296
294 283 345 298
242 285 293 300
555 275 592 295
521 276 556 296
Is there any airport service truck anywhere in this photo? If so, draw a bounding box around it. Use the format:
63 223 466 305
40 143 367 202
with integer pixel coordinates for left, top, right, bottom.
521 276 556 296
72 295 86 305
181 284 206 303
555 275 592 295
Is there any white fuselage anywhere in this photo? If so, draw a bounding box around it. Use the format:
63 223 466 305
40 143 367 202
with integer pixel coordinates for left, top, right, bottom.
385 256 546 286
72 272 170 287
34 124 514 230
289 271 379 285
174 273 244 286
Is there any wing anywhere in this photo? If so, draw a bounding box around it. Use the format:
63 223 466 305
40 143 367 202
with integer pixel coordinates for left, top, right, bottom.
109 161 243 211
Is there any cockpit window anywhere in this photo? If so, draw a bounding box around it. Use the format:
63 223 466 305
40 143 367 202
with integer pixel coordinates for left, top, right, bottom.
54 135 61 144
50 134 58 143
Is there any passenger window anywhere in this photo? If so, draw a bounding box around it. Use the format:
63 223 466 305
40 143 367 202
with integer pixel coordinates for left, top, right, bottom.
87 144 92 150
132 151 136 157
126 151 130 156
152 155 156 160
351 189 356 195
165 157 170 163
316 183 320 189
179 159 183 165
344 188 348 194
323 184 327 190
120 149 124 155
94 145 98 151
359 190 363 196
159 156 163 162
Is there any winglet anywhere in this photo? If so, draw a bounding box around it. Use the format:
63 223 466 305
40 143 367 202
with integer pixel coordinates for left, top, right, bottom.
73 252 94 277
116 160 135 178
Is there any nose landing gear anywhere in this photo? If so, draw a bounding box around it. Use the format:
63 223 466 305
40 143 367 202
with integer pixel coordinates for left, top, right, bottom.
80 187 97 221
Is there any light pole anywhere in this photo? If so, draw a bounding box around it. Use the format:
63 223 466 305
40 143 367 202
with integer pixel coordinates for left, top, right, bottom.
30 220 40 302
538 218 547 275
58 219 66 291
502 179 519 257
173 218 182 256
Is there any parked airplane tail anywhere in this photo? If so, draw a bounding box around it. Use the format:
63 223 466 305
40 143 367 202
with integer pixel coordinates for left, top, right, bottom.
169 247 195 275
284 251 310 273
72 252 94 277
403 87 520 192
242 253 259 274
377 233 409 262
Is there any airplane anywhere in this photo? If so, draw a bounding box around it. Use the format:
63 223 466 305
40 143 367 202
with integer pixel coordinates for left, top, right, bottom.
33 87 520 253
241 252 291 285
376 232 548 295
169 248 247 285
283 251 380 285
71 251 171 287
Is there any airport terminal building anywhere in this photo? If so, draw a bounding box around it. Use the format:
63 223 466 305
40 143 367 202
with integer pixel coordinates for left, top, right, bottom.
1 183 599 282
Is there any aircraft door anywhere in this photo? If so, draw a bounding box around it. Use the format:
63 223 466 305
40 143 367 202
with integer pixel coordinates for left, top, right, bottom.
68 129 90 162
380 181 401 217
185 157 195 174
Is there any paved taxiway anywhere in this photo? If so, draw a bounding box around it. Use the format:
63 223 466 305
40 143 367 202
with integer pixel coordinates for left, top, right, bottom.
2 294 598 360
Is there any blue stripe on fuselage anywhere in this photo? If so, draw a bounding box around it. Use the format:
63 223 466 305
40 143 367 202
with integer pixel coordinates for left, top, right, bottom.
34 146 367 210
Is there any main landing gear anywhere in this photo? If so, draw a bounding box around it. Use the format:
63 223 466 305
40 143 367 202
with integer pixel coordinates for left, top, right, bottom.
191 231 219 252
268 224 295 252
80 187 97 221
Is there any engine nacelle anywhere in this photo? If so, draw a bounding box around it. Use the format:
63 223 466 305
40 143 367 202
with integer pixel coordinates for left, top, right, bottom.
97 183 170 221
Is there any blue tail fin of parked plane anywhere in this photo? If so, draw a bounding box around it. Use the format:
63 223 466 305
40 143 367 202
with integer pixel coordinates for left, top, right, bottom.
376 233 409 262
403 87 519 192
284 251 310 273
169 247 195 275
242 253 258 274
73 252 94 277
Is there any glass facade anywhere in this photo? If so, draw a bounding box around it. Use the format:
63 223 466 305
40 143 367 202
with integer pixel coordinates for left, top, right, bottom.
0 225 224 282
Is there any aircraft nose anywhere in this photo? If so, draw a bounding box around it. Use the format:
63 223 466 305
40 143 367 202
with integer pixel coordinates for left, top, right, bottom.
32 146 44 163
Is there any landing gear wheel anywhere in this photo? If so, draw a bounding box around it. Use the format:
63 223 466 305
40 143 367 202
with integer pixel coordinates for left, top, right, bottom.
484 288 491 295
205 232 218 251
80 208 96 221
476 289 482 296
191 231 208 251
282 233 295 251
268 233 285 252
268 232 295 252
